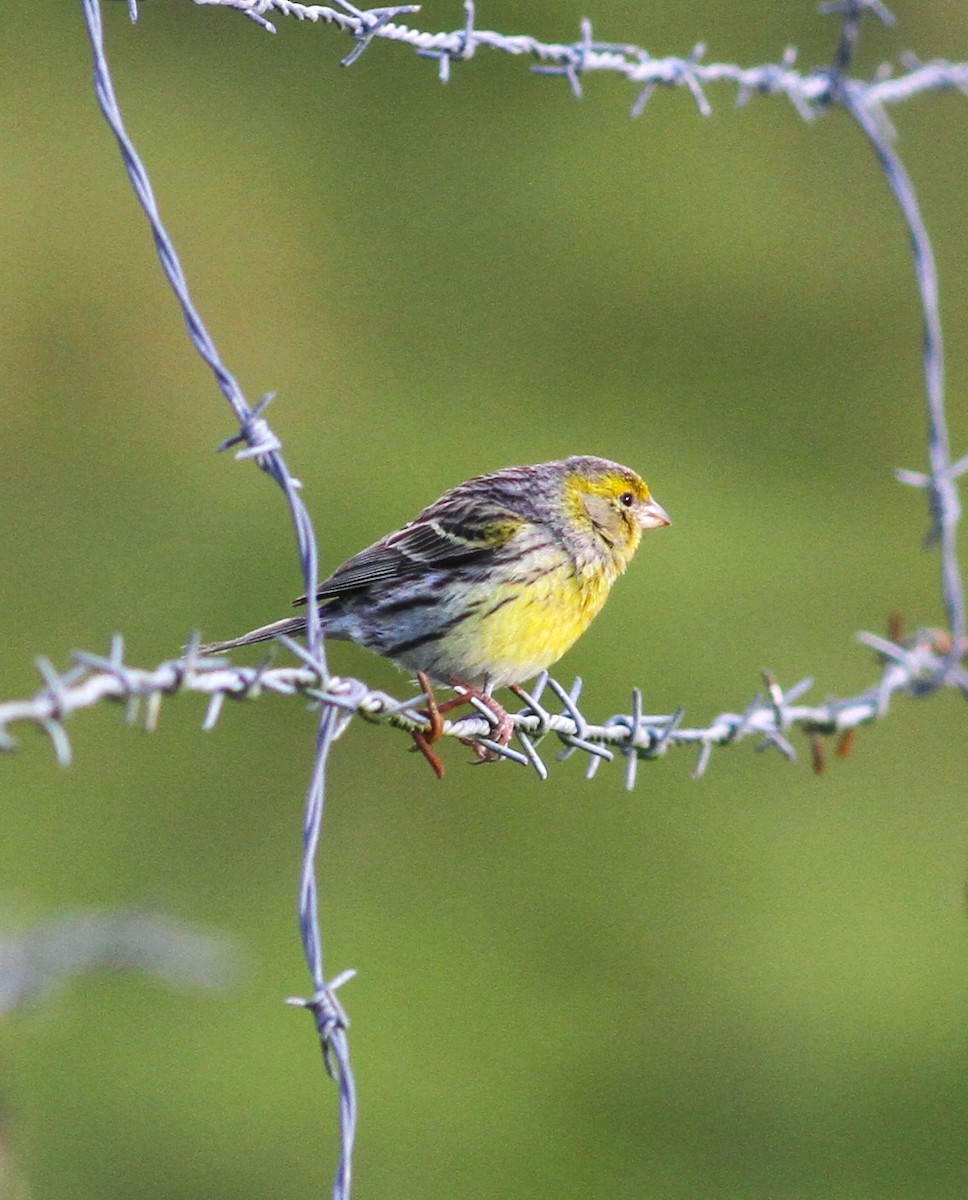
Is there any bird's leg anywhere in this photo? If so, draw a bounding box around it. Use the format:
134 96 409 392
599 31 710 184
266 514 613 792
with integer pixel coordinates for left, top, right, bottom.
451 686 514 748
416 671 445 741
410 671 447 779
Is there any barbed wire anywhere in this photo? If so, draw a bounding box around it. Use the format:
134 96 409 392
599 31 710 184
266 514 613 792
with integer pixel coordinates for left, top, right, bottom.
1 623 965 784
81 2 353 1195
13 2 967 1198
187 0 968 115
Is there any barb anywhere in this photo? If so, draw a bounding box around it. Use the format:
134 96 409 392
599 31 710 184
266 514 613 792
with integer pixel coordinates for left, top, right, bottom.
2 626 964 788
820 0 896 82
802 0 967 685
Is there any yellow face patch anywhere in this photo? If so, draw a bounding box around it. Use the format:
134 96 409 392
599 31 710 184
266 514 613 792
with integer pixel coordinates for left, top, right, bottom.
569 468 651 504
564 468 650 566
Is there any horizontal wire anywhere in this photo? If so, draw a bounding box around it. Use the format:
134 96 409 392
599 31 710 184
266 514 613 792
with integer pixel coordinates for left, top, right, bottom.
2 626 961 786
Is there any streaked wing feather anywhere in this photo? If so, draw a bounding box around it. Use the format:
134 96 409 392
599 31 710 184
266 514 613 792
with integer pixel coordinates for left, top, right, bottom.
293 498 523 605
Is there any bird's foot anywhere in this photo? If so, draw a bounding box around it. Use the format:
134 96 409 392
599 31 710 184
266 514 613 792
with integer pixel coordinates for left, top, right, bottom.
454 688 513 763
410 673 514 775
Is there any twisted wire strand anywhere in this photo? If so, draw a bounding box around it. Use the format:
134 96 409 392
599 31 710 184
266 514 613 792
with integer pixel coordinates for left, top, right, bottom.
83 0 324 660
2 624 964 787
186 0 968 116
840 86 966 672
81 2 348 1192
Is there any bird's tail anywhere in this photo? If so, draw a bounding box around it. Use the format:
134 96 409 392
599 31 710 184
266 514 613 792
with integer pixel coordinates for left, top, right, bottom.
198 615 309 655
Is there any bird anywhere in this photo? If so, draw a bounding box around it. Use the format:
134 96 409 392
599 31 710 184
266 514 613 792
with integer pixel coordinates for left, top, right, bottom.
201 455 670 775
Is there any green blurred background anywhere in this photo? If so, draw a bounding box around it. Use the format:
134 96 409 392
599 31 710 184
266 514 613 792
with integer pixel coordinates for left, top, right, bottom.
3 1 968 1196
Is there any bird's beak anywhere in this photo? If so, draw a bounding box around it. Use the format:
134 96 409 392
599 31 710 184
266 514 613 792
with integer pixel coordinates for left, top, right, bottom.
637 495 671 530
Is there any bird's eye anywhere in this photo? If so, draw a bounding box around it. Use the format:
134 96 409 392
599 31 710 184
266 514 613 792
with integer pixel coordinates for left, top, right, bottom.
619 491 635 507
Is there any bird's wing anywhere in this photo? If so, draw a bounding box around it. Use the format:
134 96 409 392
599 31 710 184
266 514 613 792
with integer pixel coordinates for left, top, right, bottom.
293 500 524 604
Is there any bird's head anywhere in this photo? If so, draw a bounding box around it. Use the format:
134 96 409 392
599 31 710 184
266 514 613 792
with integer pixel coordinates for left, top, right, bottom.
561 455 670 568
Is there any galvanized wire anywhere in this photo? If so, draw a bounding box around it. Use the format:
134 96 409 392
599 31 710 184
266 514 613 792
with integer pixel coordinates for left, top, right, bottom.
186 0 968 117
81 0 348 1191
1 623 964 784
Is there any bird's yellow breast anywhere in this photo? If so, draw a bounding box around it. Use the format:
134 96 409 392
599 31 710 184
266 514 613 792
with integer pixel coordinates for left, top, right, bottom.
444 557 619 690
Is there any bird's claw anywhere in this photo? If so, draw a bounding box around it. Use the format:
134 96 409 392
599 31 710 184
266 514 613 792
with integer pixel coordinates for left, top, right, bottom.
410 672 513 776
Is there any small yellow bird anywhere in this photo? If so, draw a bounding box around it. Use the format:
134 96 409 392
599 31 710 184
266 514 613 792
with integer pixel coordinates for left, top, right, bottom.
202 456 669 773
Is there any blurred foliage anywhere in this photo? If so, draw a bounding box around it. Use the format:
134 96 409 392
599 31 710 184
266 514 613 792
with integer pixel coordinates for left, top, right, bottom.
2 2 968 1197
